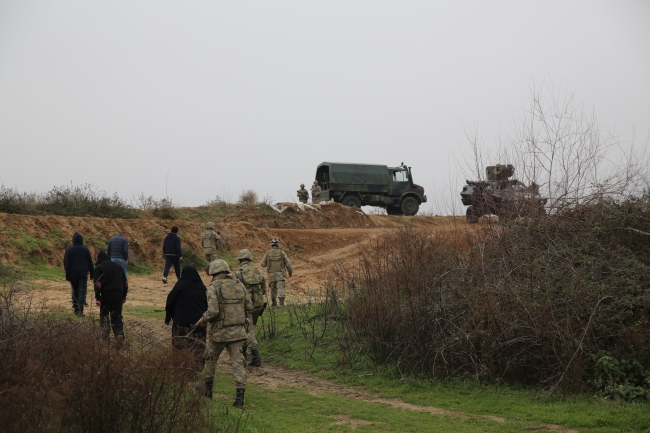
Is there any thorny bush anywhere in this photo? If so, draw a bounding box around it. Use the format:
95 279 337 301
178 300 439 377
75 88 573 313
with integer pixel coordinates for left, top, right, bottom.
334 194 650 396
0 285 220 432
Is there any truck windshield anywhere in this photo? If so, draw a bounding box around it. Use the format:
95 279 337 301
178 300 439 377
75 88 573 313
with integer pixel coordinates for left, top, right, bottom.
393 170 408 182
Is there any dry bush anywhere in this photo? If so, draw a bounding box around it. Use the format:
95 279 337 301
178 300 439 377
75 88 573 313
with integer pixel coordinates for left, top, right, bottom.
238 190 258 205
0 287 220 432
335 196 650 394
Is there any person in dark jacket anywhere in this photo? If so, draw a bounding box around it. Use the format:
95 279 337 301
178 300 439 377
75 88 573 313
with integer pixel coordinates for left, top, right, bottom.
162 226 183 284
93 251 128 347
64 233 94 316
165 265 207 366
107 231 129 279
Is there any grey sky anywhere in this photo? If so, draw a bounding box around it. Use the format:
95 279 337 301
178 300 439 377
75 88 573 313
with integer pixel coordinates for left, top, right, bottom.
1 1 648 211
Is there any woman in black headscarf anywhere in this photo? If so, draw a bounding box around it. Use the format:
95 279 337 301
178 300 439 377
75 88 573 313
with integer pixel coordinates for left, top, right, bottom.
165 265 208 363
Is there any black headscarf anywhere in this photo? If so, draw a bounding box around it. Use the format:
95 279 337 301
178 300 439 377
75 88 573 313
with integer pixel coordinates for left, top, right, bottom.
164 265 208 326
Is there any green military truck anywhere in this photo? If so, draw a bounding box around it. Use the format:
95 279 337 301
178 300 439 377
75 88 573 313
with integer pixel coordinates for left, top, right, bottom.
314 162 427 216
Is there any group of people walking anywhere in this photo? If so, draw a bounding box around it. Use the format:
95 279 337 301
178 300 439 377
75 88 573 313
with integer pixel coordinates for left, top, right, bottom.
63 223 293 408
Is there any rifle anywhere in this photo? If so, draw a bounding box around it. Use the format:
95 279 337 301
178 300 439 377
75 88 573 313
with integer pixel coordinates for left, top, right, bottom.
252 302 268 326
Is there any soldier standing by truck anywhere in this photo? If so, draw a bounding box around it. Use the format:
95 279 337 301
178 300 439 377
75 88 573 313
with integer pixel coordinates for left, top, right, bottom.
201 222 222 262
311 181 322 204
297 184 308 203
260 238 292 306
234 249 266 367
196 259 253 407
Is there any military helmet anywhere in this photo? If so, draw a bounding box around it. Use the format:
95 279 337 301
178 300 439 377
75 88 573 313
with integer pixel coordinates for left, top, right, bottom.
237 249 253 261
207 259 230 275
313 181 318 185
270 237 280 246
206 222 214 229
300 183 305 187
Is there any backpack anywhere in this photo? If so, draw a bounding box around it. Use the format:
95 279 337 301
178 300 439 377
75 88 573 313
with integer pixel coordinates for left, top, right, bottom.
266 248 285 273
235 264 265 310
214 278 246 327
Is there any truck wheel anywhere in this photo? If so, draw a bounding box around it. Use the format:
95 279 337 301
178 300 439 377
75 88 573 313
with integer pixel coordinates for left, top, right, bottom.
400 197 419 216
342 195 362 208
386 205 401 215
466 206 479 223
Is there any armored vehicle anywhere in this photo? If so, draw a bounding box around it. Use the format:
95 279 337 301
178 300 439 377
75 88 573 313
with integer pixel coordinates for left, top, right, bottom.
315 162 427 216
460 164 547 223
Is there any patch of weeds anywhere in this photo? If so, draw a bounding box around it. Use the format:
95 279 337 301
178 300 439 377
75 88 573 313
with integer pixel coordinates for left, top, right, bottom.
27 260 65 280
44 229 68 249
145 226 164 243
218 250 238 268
127 260 154 276
181 247 207 270
5 230 52 256
86 234 107 251
258 203 276 216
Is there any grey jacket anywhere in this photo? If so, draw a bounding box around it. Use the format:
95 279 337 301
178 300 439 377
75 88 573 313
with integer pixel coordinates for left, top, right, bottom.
107 235 129 260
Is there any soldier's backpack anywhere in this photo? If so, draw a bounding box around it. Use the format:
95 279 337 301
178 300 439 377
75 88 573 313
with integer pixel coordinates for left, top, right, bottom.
266 248 285 273
202 230 216 254
214 278 247 327
235 265 265 310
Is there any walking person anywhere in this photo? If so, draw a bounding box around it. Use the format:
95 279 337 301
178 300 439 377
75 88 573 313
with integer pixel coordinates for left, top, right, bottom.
260 238 292 306
165 265 208 367
201 222 222 262
107 231 129 279
162 226 182 284
64 233 94 316
93 251 128 348
196 259 253 407
234 249 266 367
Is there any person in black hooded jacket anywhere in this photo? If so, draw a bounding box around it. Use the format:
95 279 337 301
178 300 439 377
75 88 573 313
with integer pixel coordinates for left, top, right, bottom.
64 233 94 316
165 265 207 364
94 251 128 346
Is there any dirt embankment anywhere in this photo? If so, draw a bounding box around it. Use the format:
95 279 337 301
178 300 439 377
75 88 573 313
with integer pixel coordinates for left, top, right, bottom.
0 204 407 268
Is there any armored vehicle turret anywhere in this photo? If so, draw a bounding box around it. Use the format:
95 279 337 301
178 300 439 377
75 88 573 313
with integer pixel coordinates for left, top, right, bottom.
460 164 546 224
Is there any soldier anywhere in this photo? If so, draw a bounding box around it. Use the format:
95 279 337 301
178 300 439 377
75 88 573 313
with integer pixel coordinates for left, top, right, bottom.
196 259 252 408
260 238 293 306
201 222 222 262
234 249 266 367
297 184 309 203
311 181 322 204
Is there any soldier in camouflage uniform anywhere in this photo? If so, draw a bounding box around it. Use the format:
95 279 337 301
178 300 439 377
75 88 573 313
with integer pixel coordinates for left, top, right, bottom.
201 222 222 262
311 181 322 204
297 184 309 203
197 259 253 408
234 249 266 367
260 238 293 306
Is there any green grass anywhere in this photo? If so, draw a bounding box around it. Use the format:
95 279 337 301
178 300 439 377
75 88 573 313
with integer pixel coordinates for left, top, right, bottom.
127 260 154 276
219 250 238 268
254 306 650 433
122 306 166 320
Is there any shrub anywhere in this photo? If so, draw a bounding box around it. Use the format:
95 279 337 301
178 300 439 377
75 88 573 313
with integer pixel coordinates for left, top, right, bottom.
238 190 258 205
335 195 650 393
0 289 220 432
181 247 207 270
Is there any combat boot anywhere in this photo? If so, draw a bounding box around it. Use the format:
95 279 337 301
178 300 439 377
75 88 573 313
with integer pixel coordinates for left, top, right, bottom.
271 298 277 307
279 297 285 306
233 388 245 408
249 348 262 367
196 379 213 399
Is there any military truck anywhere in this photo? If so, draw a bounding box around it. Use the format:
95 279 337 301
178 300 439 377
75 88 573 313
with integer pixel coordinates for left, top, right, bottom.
460 164 547 224
314 162 427 216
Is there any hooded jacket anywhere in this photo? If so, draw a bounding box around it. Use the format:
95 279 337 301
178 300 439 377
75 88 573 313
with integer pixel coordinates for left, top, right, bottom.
64 233 94 281
93 251 128 300
165 265 207 326
163 232 182 256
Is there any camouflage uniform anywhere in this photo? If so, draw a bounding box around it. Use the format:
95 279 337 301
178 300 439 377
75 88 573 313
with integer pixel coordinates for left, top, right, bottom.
201 266 253 392
311 182 322 204
201 222 222 262
234 261 266 350
260 243 292 306
297 186 309 203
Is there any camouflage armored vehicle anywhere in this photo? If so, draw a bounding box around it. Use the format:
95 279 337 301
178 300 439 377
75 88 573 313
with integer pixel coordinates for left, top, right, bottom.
460 164 547 223
315 162 427 215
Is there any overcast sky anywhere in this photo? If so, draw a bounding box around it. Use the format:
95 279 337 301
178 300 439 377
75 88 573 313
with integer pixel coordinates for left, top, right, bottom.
1 1 648 212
